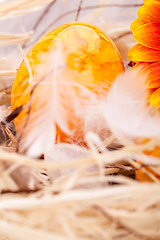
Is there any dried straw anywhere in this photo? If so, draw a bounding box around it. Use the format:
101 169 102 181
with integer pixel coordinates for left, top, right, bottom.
0 141 160 240
0 0 55 19
0 32 32 46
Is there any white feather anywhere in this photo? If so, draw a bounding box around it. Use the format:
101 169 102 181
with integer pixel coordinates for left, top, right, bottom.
45 143 88 180
18 41 98 156
19 43 71 156
84 103 110 141
103 68 160 138
45 143 88 162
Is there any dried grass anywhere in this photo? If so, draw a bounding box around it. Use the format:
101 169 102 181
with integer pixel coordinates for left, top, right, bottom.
0 139 160 240
0 0 159 240
0 32 32 46
0 0 55 19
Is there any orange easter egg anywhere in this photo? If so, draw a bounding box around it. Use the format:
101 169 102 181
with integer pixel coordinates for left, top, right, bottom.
11 22 124 155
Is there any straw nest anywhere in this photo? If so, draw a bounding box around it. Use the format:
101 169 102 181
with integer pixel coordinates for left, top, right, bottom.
0 0 160 240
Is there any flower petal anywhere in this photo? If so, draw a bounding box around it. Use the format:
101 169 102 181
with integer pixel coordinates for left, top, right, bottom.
150 87 160 107
133 23 160 50
136 169 153 182
128 44 160 62
143 0 160 3
133 62 151 70
133 62 160 88
131 18 144 32
142 62 160 88
138 2 160 24
137 166 160 182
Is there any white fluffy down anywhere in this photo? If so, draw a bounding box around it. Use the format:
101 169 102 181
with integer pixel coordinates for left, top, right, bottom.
45 143 89 180
103 69 160 138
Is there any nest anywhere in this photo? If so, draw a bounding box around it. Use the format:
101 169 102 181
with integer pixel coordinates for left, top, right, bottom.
0 0 160 240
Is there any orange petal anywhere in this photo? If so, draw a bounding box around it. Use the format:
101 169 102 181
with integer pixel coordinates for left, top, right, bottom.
142 62 160 88
138 2 160 24
143 0 160 3
136 166 160 182
136 169 153 182
128 44 160 62
133 62 160 88
150 87 160 107
131 18 144 32
133 62 151 70
133 23 160 50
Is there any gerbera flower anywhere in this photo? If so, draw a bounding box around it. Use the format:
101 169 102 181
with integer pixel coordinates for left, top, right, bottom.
128 0 160 108
127 0 160 181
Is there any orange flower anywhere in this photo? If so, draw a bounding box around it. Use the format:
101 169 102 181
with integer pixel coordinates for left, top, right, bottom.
128 0 160 181
11 22 124 156
128 0 160 108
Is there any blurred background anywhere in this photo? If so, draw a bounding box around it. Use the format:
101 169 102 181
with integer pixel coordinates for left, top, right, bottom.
0 0 143 54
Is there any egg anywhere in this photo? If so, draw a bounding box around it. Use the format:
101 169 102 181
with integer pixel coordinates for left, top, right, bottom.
11 22 124 155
